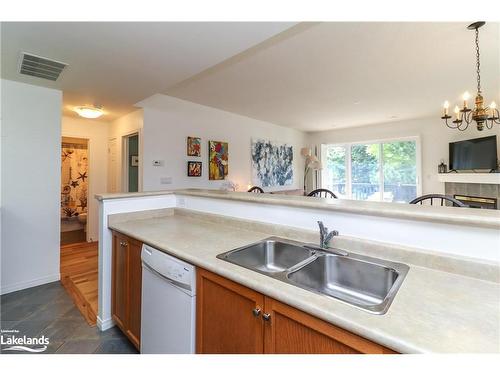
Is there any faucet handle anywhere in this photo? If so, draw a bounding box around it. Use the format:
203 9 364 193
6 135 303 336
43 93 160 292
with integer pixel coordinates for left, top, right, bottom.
324 230 339 246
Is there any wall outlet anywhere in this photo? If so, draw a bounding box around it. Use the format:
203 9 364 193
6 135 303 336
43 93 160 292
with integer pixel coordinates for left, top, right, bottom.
160 176 172 185
152 160 164 166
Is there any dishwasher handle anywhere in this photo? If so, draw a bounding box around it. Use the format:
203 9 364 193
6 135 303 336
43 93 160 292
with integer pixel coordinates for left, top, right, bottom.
142 262 193 293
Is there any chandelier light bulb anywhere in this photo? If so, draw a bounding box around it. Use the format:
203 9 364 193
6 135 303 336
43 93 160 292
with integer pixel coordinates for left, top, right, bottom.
491 102 497 110
443 101 450 116
462 91 471 101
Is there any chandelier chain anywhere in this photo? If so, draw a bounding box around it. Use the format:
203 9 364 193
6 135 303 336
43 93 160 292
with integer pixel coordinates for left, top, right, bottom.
475 27 481 92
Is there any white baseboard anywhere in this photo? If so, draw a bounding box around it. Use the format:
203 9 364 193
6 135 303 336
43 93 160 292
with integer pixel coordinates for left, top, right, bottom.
0 273 61 295
97 316 115 331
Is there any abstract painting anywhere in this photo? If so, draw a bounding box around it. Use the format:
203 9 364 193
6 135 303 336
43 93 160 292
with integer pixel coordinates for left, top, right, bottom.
251 139 293 187
187 136 201 157
187 161 202 177
209 140 228 180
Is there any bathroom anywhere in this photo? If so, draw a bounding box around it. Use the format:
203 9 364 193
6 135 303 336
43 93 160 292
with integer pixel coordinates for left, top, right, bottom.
60 137 89 245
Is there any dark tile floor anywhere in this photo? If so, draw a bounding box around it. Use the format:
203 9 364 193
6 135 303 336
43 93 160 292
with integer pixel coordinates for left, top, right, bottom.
1 281 138 354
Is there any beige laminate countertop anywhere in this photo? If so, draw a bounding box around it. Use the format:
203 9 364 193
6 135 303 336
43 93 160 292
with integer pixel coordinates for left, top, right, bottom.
96 188 500 230
108 213 500 353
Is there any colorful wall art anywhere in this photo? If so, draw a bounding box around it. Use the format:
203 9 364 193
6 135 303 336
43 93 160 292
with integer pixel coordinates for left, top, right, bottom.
187 161 202 177
208 140 228 180
251 139 293 187
187 136 201 156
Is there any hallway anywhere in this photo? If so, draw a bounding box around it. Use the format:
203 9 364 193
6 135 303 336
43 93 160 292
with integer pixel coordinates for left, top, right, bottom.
60 242 99 326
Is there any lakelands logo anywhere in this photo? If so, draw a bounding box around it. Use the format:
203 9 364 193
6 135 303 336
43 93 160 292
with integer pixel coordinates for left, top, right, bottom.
1 329 49 353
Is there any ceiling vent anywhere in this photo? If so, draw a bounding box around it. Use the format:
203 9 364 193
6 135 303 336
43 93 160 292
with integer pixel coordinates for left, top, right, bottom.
18 52 68 81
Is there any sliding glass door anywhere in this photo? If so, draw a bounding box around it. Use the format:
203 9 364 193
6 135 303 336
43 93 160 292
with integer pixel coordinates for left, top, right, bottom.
322 138 419 203
323 145 348 198
351 143 380 201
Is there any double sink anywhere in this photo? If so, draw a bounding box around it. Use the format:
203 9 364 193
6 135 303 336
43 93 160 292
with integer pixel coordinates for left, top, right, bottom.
217 237 409 314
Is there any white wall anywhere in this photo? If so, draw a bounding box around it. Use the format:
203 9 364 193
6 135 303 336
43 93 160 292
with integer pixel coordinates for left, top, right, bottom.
307 116 500 195
62 116 110 242
136 94 307 192
109 109 143 193
1 79 62 294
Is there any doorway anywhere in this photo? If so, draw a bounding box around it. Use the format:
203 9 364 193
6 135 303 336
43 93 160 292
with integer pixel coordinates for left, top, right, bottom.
124 133 139 192
60 136 98 326
60 136 89 245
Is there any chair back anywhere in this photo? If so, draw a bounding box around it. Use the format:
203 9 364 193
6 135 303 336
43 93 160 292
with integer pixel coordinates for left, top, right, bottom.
409 194 467 207
247 186 264 193
307 189 337 199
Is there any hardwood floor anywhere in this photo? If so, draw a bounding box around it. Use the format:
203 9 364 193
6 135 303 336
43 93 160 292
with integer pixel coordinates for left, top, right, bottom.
60 242 98 326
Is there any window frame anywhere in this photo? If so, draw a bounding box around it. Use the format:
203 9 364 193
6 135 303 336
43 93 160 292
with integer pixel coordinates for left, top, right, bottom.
320 136 422 202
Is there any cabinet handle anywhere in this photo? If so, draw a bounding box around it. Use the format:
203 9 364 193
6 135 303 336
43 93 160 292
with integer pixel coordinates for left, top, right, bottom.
252 308 261 317
262 313 271 322
120 241 128 247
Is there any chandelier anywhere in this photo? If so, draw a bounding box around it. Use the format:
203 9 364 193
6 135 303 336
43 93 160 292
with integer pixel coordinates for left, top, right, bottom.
441 22 499 131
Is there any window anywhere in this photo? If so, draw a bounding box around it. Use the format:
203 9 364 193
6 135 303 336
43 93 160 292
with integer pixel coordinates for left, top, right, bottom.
321 138 419 203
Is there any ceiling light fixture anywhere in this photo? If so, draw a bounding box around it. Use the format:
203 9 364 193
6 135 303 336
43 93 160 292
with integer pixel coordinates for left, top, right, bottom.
441 22 499 131
74 105 104 119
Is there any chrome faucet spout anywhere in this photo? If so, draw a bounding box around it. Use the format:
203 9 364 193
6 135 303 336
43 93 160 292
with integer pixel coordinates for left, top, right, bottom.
317 221 339 249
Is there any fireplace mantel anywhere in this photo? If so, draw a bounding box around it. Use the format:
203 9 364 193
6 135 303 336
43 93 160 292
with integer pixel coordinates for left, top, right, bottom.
438 173 500 185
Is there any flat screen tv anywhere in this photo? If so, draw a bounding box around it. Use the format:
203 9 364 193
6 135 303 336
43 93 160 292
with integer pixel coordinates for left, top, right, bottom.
449 135 498 171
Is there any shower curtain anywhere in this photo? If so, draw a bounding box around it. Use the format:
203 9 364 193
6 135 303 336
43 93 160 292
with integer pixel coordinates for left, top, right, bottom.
61 142 88 218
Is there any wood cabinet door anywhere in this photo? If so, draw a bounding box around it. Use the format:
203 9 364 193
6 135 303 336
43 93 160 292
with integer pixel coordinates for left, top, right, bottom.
112 232 129 331
263 297 396 354
196 268 265 354
126 237 142 350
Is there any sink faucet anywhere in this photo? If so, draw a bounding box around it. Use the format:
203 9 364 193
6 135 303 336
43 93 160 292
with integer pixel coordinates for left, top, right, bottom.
318 221 339 249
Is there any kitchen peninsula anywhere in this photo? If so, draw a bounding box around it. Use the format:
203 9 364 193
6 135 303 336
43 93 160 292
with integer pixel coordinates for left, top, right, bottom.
96 189 500 353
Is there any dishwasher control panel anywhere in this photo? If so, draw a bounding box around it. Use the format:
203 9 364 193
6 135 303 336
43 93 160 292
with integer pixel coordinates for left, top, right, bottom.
163 262 191 285
141 244 196 292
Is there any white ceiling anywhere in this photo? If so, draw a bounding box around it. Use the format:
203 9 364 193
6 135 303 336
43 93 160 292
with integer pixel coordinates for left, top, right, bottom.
2 22 499 131
1 22 295 120
167 22 500 131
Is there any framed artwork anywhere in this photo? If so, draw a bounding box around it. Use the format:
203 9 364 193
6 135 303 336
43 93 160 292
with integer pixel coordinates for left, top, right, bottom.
187 136 201 157
187 161 202 177
251 139 293 187
208 140 228 180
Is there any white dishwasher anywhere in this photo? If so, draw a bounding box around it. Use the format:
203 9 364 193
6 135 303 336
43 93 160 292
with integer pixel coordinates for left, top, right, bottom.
140 244 196 354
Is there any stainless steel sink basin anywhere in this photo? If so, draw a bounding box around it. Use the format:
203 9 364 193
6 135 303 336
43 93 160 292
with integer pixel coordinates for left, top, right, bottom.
216 237 315 274
217 237 409 314
287 254 408 314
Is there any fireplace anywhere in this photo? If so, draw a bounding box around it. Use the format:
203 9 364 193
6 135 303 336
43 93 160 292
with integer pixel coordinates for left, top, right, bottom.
454 194 498 209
